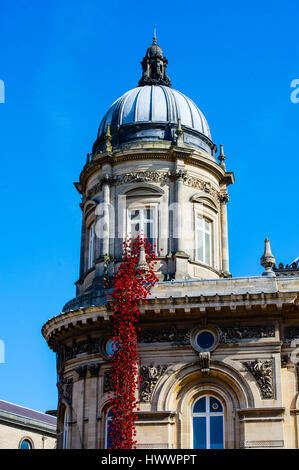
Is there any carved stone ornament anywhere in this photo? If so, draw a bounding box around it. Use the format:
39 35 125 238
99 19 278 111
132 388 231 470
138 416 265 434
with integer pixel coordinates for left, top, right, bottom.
87 171 220 202
243 359 274 399
57 377 73 405
76 365 88 380
64 337 101 361
283 326 299 343
88 363 100 377
138 326 191 345
103 370 112 393
218 325 275 343
199 351 210 374
139 364 168 402
138 325 275 345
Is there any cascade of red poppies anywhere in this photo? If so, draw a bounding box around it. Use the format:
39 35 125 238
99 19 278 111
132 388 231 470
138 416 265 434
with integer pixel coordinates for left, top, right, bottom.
107 235 159 449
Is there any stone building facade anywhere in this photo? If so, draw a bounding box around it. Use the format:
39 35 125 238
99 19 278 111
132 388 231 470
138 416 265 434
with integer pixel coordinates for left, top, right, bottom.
42 36 299 449
0 400 56 449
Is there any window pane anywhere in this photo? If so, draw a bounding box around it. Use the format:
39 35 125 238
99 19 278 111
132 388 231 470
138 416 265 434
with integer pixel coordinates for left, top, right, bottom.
130 222 140 239
145 220 154 247
204 219 211 232
196 332 215 350
205 232 211 265
197 230 204 262
145 208 154 220
193 417 206 449
210 416 224 449
197 215 203 228
129 210 140 220
209 397 223 413
20 439 31 449
193 397 206 413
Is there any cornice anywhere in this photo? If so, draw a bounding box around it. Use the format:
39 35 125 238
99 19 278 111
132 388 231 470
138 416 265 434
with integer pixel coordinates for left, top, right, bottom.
42 290 298 351
74 146 233 195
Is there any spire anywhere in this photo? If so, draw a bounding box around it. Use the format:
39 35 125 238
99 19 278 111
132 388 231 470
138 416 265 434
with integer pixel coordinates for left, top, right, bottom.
260 238 276 277
153 24 157 44
138 34 171 87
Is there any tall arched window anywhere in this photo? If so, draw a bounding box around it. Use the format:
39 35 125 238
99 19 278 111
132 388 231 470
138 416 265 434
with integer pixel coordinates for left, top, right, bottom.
62 408 70 449
105 408 113 449
192 395 224 449
127 205 157 249
87 222 95 269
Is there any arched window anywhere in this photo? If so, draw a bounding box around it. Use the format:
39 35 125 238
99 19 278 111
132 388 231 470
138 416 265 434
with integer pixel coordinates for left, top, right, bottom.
62 408 70 449
19 438 32 449
196 215 212 266
105 408 113 449
87 222 95 269
192 395 224 449
127 205 157 249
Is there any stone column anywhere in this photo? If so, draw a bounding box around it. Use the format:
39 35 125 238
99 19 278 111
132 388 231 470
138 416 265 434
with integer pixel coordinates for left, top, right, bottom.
102 180 110 256
86 364 100 448
220 194 230 275
173 169 189 280
74 366 87 448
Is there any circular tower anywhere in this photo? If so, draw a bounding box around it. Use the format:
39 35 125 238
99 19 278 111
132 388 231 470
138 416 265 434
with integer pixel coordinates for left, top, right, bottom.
42 36 236 449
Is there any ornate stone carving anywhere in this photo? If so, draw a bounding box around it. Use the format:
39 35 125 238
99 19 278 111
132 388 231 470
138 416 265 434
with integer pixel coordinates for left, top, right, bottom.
138 326 191 345
139 364 168 402
274 261 299 277
283 326 299 343
87 171 220 202
88 363 100 377
64 337 101 361
57 377 73 405
76 365 88 380
218 325 275 343
103 370 112 392
243 360 274 399
199 351 210 374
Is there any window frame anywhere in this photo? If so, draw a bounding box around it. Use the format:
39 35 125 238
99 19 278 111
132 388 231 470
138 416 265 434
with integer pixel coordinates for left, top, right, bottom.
191 395 225 449
62 407 70 449
87 221 95 270
19 438 33 449
194 212 213 267
126 202 158 252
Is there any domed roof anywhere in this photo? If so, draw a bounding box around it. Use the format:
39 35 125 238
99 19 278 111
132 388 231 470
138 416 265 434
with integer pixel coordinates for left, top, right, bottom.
98 85 211 139
146 43 163 58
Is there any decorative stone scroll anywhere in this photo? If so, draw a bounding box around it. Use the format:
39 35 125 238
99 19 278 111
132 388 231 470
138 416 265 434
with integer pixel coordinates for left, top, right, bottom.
139 364 168 402
243 359 274 399
57 377 73 405
218 325 275 343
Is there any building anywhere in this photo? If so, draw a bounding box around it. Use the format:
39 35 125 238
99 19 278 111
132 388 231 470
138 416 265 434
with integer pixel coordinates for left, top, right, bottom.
0 400 56 449
42 35 299 449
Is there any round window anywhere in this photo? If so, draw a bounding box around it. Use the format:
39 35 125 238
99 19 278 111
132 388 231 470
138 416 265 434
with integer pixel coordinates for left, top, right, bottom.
106 339 117 357
195 331 216 351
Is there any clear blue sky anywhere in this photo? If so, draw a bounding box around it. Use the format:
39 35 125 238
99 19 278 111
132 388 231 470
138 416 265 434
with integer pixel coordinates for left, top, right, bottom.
0 0 298 413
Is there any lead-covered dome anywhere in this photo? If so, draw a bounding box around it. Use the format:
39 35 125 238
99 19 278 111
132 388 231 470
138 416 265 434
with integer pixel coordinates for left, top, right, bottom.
98 86 211 139
93 37 215 157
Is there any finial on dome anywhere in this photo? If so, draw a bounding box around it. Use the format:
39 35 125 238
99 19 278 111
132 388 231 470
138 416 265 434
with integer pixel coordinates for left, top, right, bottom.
138 35 171 87
260 238 276 277
153 24 157 45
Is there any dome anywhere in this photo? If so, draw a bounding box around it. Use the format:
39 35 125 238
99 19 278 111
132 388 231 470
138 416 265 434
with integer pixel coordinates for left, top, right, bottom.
97 85 211 139
93 38 216 157
147 43 163 58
